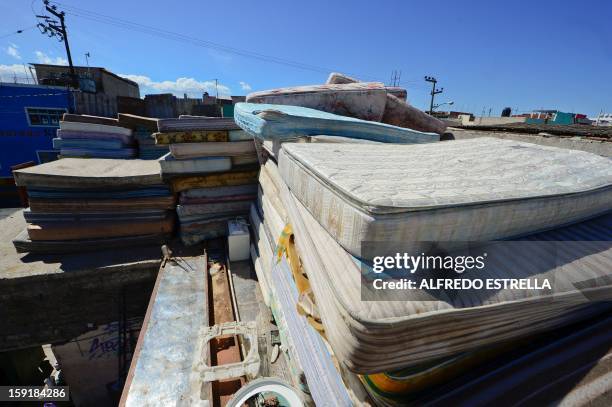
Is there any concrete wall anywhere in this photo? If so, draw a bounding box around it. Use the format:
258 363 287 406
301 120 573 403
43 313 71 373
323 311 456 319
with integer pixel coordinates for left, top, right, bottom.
52 318 142 407
117 96 146 116
144 94 176 118
145 94 225 118
72 91 117 118
176 97 205 116
461 115 527 126
450 128 612 157
0 273 156 352
100 71 139 99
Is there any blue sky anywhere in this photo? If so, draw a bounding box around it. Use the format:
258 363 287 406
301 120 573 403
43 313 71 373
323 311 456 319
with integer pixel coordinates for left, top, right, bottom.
1 0 610 116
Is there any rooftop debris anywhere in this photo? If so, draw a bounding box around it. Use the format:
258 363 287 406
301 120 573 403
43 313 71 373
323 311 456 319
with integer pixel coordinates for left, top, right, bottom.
456 121 612 141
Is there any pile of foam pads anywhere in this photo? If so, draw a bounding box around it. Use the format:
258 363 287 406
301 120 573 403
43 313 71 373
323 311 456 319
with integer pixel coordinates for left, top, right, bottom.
54 114 137 159
12 158 175 254
154 116 258 245
239 99 441 404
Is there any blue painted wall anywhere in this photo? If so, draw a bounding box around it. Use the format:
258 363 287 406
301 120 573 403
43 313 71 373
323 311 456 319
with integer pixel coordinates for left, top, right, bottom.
0 83 71 177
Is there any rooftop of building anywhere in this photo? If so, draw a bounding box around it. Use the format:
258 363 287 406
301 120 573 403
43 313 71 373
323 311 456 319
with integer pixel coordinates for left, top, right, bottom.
29 63 138 87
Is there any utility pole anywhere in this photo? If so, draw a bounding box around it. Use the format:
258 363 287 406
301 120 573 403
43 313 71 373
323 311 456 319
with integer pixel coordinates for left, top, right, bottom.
424 76 443 115
85 52 91 76
390 70 402 87
36 0 76 85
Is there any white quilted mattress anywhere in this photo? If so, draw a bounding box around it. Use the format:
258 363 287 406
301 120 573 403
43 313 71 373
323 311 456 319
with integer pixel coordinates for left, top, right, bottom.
262 159 612 373
278 138 612 258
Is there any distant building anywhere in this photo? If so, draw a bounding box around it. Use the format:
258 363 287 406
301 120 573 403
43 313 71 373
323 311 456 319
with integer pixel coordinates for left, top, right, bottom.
591 113 612 127
31 64 139 99
0 82 71 205
525 110 592 125
142 92 245 119
31 63 139 117
0 82 70 176
432 110 474 120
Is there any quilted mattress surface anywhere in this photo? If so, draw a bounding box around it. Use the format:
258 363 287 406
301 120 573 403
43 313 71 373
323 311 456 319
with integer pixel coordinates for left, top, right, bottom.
278 138 612 258
262 160 612 373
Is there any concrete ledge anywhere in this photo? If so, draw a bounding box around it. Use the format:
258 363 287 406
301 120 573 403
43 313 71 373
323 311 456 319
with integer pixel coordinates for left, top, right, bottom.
450 128 612 157
0 209 161 351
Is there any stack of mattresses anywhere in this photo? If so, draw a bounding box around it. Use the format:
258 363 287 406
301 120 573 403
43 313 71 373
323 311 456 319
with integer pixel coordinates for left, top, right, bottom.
54 114 136 159
250 165 367 406
117 113 168 160
274 139 612 372
246 73 447 134
12 158 175 253
234 102 439 162
155 116 259 245
248 137 612 404
135 128 168 159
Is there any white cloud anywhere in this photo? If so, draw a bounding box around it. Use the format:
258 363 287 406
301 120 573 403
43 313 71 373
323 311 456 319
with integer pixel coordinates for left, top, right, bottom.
239 81 252 91
0 64 35 83
6 43 21 60
35 50 68 65
119 74 232 97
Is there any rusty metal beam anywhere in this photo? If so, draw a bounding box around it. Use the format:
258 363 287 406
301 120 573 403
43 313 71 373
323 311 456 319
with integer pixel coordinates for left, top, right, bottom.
207 248 245 406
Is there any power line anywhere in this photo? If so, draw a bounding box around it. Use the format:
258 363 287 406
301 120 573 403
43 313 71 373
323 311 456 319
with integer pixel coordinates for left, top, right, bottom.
47 1 393 82
0 26 37 40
